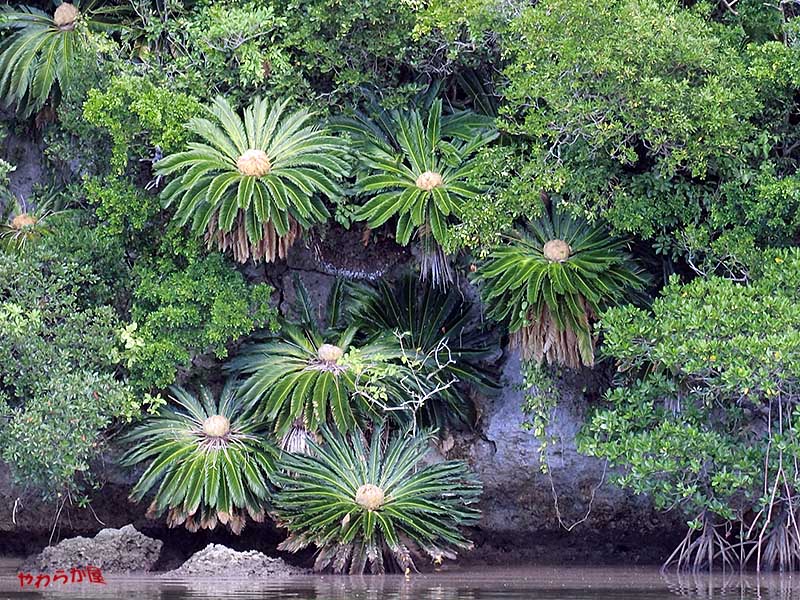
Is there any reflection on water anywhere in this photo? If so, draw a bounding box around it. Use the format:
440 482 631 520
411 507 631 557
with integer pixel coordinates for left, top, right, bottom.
3 567 800 599
664 571 800 599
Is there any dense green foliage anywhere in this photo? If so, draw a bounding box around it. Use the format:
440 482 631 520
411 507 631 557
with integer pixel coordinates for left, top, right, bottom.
125 252 278 391
0 216 142 498
581 250 800 570
138 0 427 107
3 371 134 500
83 74 201 174
121 384 277 533
1 0 800 573
500 0 800 265
274 427 482 573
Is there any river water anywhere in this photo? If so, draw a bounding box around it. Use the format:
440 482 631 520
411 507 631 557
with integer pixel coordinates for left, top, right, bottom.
4 566 800 599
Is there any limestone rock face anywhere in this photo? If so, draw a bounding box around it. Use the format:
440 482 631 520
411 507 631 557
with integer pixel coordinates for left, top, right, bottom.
163 544 306 577
460 350 682 562
22 525 162 573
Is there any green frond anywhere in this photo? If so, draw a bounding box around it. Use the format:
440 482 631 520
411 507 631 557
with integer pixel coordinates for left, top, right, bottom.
119 383 277 533
472 206 650 368
349 275 499 430
274 427 482 574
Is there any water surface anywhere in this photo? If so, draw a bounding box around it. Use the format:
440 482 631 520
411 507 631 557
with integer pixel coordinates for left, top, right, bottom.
3 565 800 599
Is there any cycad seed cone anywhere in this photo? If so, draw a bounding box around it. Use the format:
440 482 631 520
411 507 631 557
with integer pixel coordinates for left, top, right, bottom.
416 171 443 191
203 415 231 437
237 149 271 177
543 239 571 262
54 3 79 30
355 483 385 511
11 214 37 229
317 343 343 363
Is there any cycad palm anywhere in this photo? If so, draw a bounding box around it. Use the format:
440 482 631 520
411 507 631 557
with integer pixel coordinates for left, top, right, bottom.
120 383 277 534
0 197 59 253
0 2 112 116
339 99 497 286
156 96 349 263
274 427 482 574
349 275 498 429
227 280 410 447
473 207 648 368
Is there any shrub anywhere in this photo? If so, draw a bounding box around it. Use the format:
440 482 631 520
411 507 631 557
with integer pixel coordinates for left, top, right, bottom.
156 96 349 263
2 371 137 499
121 384 277 533
83 75 201 174
274 427 482 573
0 215 140 499
82 175 163 240
581 250 800 570
499 0 800 262
125 253 278 391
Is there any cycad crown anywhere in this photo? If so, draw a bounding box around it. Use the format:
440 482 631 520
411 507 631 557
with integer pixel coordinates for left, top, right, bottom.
227 279 408 443
0 3 85 116
0 198 58 253
338 99 497 286
120 384 277 534
156 96 349 263
274 427 482 574
474 207 648 368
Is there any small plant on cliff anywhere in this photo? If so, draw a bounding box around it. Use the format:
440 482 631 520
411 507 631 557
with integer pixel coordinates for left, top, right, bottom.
340 98 497 286
473 206 648 368
273 426 482 574
0 2 115 116
120 383 277 534
0 197 59 253
156 96 349 263
349 274 498 429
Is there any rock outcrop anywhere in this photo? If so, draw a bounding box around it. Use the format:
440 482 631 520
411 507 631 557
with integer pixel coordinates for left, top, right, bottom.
22 525 162 573
163 544 306 577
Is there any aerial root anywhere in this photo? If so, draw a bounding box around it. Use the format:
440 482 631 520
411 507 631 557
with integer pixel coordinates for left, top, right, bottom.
662 516 738 573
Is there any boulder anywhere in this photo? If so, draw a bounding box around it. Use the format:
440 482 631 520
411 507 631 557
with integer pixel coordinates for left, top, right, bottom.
163 543 306 577
22 524 162 573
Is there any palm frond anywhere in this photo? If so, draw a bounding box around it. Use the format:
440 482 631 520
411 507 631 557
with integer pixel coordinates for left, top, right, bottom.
349 275 499 429
472 206 649 368
157 96 349 263
273 427 482 574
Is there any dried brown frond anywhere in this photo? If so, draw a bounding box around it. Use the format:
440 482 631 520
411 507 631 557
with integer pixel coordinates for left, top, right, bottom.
205 211 300 263
509 303 595 369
